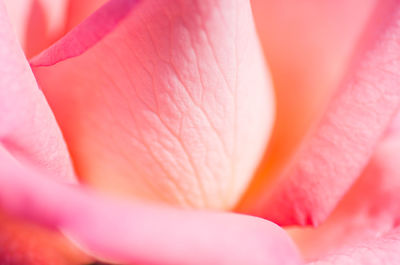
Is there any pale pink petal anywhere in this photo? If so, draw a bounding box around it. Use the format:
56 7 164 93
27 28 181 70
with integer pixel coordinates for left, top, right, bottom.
239 0 400 226
0 0 74 183
245 0 377 188
288 128 400 261
3 0 68 57
0 147 303 265
309 228 400 265
32 0 275 210
0 2 90 263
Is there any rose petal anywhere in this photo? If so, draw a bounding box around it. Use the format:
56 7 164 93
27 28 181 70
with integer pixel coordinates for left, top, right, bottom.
32 0 275 210
288 128 400 261
247 0 377 178
239 0 400 226
309 228 400 265
65 0 108 31
0 2 89 263
0 147 303 265
3 0 68 57
0 0 74 184
0 212 91 265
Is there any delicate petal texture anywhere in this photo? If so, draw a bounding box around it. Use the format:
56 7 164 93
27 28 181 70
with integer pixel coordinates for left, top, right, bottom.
0 0 74 185
0 148 303 265
0 2 89 264
239 0 400 226
3 0 68 57
288 128 400 261
32 0 275 209
309 228 400 265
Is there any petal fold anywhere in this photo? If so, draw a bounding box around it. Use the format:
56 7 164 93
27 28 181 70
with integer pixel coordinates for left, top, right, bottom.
288 125 400 261
0 147 303 265
3 0 68 57
0 2 88 263
240 0 400 226
0 0 74 189
65 0 108 31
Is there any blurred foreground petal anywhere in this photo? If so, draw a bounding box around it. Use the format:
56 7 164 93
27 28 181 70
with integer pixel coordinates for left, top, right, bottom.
0 147 303 265
0 213 91 265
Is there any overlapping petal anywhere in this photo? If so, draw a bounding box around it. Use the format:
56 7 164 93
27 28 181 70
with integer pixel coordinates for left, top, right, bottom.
32 0 275 210
0 1 89 263
0 0 74 188
0 147 303 265
240 0 400 226
248 0 377 173
0 213 90 265
65 0 108 31
288 125 400 261
3 0 68 57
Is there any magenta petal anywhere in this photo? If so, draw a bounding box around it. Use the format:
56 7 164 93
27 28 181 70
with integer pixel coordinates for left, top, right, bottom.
240 1 400 226
0 1 74 181
0 148 303 265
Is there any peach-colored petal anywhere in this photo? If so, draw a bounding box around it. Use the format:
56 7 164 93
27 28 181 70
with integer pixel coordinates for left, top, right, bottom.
247 0 377 178
242 0 377 209
65 0 108 31
239 0 400 226
0 147 303 265
3 0 68 57
32 0 275 210
0 213 91 265
288 129 400 261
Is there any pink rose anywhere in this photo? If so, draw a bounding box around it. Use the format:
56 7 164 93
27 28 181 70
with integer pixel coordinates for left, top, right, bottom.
0 0 400 264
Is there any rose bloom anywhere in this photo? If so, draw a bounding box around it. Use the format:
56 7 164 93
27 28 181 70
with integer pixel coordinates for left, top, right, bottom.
1 0 400 264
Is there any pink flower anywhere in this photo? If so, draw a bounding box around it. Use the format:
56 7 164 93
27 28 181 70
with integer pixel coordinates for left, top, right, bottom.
0 0 400 264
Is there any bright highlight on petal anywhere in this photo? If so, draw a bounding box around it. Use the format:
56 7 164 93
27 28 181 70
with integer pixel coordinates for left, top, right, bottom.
32 0 275 210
